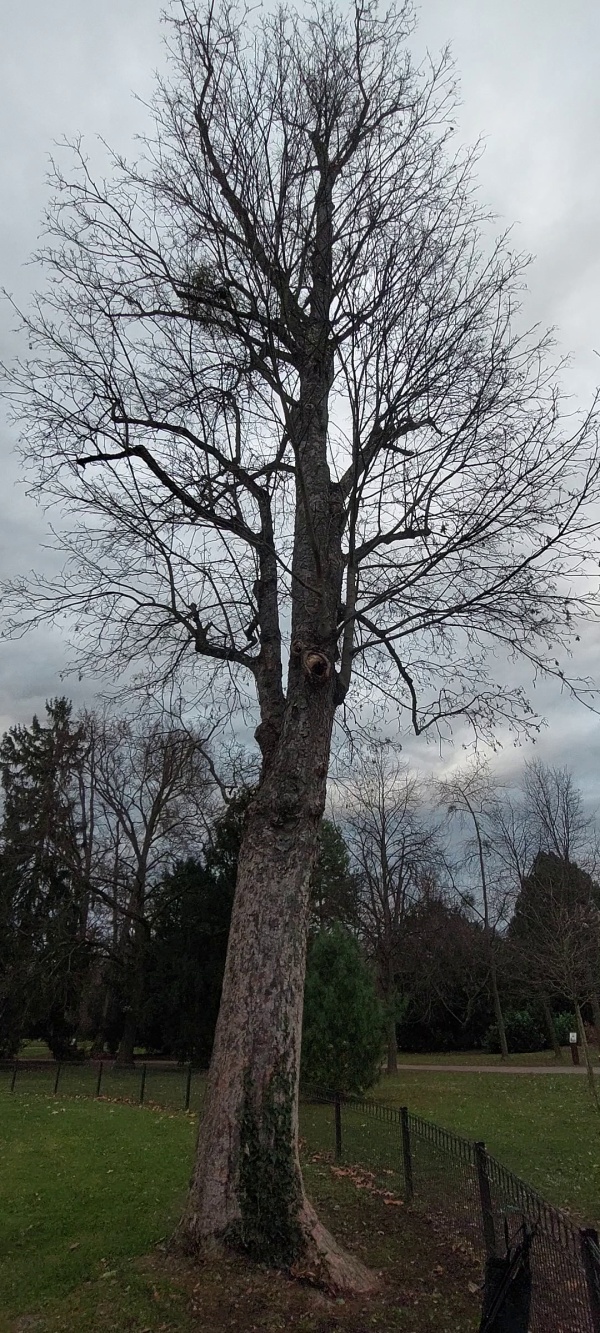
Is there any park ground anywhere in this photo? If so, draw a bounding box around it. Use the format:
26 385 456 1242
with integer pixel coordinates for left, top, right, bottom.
1 1052 599 1331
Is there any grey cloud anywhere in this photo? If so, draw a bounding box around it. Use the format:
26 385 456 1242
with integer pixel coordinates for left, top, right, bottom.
1 0 599 793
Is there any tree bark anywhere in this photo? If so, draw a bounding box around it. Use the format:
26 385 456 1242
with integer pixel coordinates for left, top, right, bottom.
115 1007 137 1068
173 672 375 1291
490 953 509 1060
575 1000 600 1112
174 114 377 1293
591 992 600 1049
386 1010 398 1076
114 916 147 1068
541 994 563 1061
385 955 398 1075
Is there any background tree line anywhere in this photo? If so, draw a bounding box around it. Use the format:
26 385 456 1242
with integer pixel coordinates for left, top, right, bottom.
2 700 599 1088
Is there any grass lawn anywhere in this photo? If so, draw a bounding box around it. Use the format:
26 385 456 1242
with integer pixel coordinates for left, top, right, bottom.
0 1090 479 1332
0 1092 194 1321
376 1070 600 1223
393 1048 597 1066
3 1057 600 1329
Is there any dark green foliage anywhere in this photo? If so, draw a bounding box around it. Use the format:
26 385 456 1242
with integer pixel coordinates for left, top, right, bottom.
0 699 92 1058
511 851 599 939
141 792 250 1062
395 895 493 1052
142 856 234 1063
142 804 358 1063
485 1010 547 1055
309 820 359 933
235 1064 302 1267
553 1011 578 1045
301 925 385 1094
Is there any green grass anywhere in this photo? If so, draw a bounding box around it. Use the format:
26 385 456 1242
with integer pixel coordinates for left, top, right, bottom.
3 1058 600 1328
393 1048 598 1066
0 1091 195 1321
0 1090 479 1332
375 1070 600 1223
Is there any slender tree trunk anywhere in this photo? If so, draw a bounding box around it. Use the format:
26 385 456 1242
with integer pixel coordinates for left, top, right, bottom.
575 1000 600 1112
541 994 563 1060
173 678 375 1291
465 792 509 1060
489 952 509 1060
115 1008 137 1068
386 1010 398 1076
385 956 398 1075
591 992 600 1049
114 917 147 1068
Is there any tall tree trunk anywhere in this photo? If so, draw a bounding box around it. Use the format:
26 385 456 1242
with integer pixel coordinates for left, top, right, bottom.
575 1000 600 1112
114 917 147 1068
386 1009 398 1076
591 992 600 1049
490 952 509 1060
541 994 563 1060
385 956 398 1075
115 1007 137 1068
173 679 375 1292
175 159 376 1290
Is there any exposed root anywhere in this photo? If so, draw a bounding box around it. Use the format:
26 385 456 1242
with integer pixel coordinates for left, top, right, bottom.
290 1198 380 1294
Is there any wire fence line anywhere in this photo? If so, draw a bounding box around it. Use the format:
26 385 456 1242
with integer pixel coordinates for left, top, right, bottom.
0 1057 204 1112
314 1091 600 1333
3 1060 599 1331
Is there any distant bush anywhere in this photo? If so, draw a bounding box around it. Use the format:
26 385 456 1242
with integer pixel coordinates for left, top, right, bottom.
485 1009 546 1054
553 1011 578 1046
301 926 385 1094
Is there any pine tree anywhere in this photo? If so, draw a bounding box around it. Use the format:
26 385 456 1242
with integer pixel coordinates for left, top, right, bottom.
301 926 384 1095
0 699 91 1056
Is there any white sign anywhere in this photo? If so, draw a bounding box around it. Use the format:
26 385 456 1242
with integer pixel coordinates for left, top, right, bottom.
569 1032 578 1044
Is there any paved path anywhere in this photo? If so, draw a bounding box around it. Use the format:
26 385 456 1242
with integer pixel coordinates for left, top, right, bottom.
397 1062 590 1074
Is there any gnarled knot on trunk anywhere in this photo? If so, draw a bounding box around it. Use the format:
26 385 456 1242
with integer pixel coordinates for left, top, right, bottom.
290 640 332 686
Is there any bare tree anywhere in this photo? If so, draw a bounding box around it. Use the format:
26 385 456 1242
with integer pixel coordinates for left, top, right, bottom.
3 0 600 1285
517 762 600 1042
487 790 564 1056
439 760 511 1059
509 859 600 1108
522 761 595 867
86 713 212 1064
342 747 442 1073
397 879 490 1048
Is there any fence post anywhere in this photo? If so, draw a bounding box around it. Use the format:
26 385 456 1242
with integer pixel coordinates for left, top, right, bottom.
95 1061 103 1098
475 1140 496 1256
400 1107 414 1202
334 1093 342 1161
580 1228 600 1333
10 1059 18 1092
53 1062 62 1096
184 1063 192 1111
139 1062 147 1105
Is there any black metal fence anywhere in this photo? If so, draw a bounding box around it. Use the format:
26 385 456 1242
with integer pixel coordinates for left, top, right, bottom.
0 1057 205 1112
318 1092 600 1333
2 1061 599 1331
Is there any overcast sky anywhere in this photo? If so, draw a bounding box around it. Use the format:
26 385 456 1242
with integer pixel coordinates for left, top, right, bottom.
1 0 599 797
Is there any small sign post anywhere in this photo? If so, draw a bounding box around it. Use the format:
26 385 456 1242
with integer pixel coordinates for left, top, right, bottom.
569 1031 580 1066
